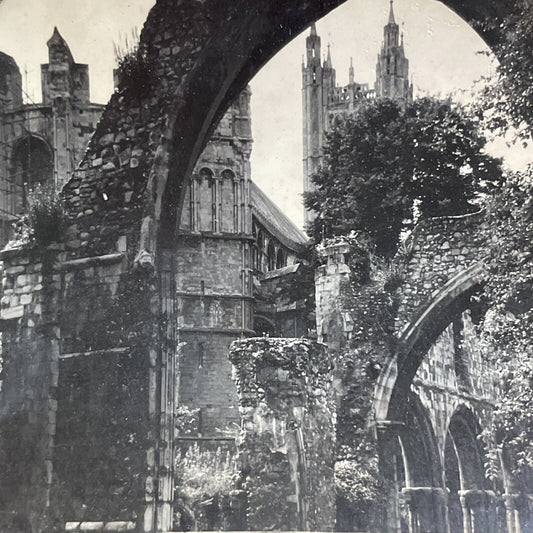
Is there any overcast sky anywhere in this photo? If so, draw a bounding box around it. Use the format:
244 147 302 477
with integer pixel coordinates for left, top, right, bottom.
0 0 530 228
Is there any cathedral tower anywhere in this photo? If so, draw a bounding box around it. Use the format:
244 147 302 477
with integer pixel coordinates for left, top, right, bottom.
375 0 413 101
302 24 325 228
302 2 413 226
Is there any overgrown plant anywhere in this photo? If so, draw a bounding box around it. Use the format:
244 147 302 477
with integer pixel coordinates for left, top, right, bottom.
174 444 238 531
114 29 154 99
15 184 67 247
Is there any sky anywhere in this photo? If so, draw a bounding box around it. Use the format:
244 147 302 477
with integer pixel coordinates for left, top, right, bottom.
0 0 530 228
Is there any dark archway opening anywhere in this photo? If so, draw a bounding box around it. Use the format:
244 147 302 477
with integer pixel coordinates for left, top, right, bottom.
445 407 490 533
11 135 54 212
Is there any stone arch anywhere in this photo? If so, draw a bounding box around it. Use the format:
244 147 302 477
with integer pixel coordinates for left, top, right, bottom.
374 262 487 422
139 0 514 253
378 392 445 533
446 405 486 491
11 134 54 209
399 392 442 488
254 314 277 337
444 405 493 533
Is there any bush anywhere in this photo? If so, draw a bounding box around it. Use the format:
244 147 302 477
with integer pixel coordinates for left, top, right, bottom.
114 31 153 99
174 443 238 531
13 185 67 247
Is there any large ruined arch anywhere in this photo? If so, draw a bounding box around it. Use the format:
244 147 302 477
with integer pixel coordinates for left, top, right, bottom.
374 262 486 423
119 0 516 256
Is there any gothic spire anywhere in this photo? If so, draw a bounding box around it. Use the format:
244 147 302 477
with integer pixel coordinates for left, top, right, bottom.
388 0 396 25
310 23 317 36
349 57 354 84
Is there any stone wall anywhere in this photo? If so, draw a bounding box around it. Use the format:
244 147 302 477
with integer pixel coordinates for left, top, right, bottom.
0 246 154 532
229 338 336 531
396 211 489 333
0 246 60 532
313 212 500 532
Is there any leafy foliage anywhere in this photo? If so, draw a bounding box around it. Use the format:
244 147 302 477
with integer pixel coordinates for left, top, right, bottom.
476 0 533 138
305 97 502 257
114 30 154 99
335 443 382 504
13 184 67 247
174 444 238 530
479 167 533 486
175 405 201 436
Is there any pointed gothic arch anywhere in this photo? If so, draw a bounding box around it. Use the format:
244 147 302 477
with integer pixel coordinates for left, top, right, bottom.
11 135 54 212
374 262 487 423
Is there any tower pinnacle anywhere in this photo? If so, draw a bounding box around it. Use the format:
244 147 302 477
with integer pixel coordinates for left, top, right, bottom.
388 0 396 25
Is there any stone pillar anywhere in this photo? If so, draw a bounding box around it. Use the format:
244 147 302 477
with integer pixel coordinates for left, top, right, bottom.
459 493 472 533
504 493 522 533
229 338 335 531
401 487 448 533
459 490 498 533
377 422 406 533
315 241 353 350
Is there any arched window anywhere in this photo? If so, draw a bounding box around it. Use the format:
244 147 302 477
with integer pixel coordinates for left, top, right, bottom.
257 230 264 272
199 168 217 232
276 248 286 269
221 169 236 233
267 240 276 271
11 135 53 212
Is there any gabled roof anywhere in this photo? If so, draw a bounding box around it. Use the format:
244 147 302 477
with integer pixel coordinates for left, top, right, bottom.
250 181 308 253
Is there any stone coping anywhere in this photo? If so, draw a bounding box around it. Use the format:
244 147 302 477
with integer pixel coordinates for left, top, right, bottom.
60 252 125 270
65 522 135 532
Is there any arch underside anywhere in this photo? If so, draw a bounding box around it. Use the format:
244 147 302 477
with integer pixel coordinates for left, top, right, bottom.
150 0 513 250
374 262 486 423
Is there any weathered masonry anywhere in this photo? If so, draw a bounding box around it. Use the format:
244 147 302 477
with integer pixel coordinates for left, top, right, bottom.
0 28 104 245
0 1 527 532
314 211 525 532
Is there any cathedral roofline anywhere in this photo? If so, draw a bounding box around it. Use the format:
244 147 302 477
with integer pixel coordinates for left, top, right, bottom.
250 181 308 252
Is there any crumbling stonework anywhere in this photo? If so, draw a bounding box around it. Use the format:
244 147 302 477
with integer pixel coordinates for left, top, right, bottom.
229 338 335 531
395 211 490 334
313 211 524 533
0 1 523 531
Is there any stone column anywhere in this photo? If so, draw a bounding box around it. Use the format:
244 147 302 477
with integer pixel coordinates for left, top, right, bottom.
229 338 335 531
377 422 406 533
0 245 63 533
503 494 522 533
459 489 498 533
402 487 448 533
459 493 472 533
314 241 353 350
